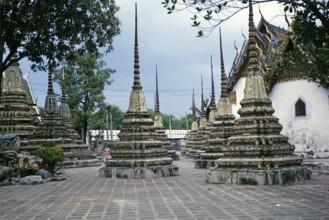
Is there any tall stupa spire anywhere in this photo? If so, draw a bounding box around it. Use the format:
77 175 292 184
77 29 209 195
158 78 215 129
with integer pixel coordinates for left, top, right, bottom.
209 55 216 109
243 0 268 100
192 89 196 121
247 0 260 76
61 67 67 103
133 2 141 89
200 75 205 117
47 61 54 95
59 65 72 119
199 75 207 128
219 28 228 98
127 3 147 113
44 60 57 113
155 66 160 115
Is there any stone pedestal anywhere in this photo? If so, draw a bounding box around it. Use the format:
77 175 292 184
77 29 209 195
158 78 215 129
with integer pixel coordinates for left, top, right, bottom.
207 166 311 185
99 164 179 179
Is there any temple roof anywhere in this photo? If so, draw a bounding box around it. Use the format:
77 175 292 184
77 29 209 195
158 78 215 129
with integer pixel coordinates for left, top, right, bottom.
227 12 292 93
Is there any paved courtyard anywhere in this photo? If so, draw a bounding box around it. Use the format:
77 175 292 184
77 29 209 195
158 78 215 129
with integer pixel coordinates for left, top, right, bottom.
0 156 329 220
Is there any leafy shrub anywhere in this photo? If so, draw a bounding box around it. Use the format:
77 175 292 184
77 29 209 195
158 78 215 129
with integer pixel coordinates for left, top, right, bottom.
36 146 64 175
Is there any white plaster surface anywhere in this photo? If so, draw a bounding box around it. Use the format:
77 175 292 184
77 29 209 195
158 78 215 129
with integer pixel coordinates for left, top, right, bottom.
269 80 329 151
231 78 329 152
232 77 329 151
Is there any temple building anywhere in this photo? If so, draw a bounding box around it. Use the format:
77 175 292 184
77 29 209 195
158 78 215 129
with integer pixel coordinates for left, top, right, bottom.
99 4 179 179
227 7 329 154
206 0 311 185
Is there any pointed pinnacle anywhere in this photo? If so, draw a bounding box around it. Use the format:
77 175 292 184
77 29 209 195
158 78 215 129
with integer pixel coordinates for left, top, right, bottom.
219 27 228 98
155 66 160 115
201 75 206 117
192 89 196 121
247 0 260 76
61 65 67 103
133 3 142 89
210 55 216 109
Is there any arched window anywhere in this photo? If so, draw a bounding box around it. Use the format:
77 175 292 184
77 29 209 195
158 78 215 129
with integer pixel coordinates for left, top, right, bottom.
229 91 237 104
295 99 306 117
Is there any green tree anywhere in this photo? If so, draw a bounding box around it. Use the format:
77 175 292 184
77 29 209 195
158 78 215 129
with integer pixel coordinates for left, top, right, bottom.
171 114 193 130
0 0 120 92
54 53 114 143
91 104 125 130
162 0 329 88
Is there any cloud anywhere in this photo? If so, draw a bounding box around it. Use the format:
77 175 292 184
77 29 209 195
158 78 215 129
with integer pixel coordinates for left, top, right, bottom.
24 0 287 117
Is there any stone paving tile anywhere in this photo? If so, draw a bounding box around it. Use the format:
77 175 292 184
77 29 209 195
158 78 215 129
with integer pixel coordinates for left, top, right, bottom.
0 157 329 220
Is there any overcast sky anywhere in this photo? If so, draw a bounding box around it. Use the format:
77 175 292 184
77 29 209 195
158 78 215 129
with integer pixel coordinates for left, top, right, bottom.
21 0 288 117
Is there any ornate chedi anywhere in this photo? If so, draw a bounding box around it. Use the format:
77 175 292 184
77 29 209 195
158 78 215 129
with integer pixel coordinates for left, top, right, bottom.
26 63 87 153
206 0 311 185
153 67 179 160
180 89 198 157
99 4 178 179
59 68 80 141
0 55 36 147
33 63 68 139
191 76 210 159
194 57 218 162
195 30 235 169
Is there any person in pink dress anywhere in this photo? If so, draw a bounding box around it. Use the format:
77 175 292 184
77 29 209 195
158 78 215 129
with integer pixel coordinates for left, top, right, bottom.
103 145 112 162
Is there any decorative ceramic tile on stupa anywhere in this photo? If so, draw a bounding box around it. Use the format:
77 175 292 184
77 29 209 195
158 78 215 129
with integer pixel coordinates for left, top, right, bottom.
99 4 178 179
153 68 179 160
0 55 36 147
195 30 235 169
206 0 311 185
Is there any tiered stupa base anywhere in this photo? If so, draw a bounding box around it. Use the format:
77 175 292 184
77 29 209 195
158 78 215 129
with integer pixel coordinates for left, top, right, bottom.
99 158 179 179
195 152 224 169
167 149 180 161
206 157 311 185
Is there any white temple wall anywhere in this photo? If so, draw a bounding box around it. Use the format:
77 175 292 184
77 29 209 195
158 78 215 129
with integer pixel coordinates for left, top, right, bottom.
231 78 329 152
268 80 329 152
231 77 246 117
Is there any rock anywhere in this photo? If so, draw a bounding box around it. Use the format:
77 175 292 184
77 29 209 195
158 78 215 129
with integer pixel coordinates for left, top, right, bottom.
55 169 65 176
37 169 52 179
47 176 66 182
0 165 14 186
15 153 41 176
0 151 18 167
21 175 44 185
11 176 22 185
0 133 20 152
